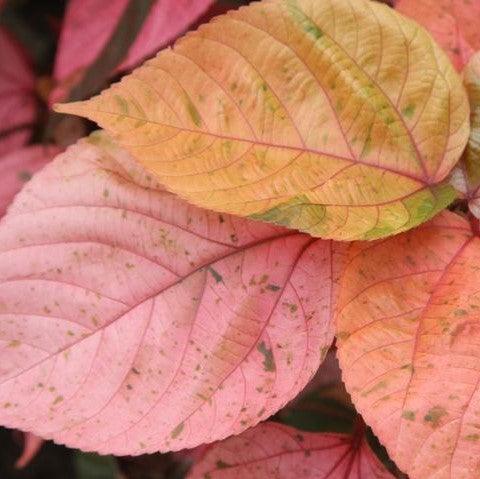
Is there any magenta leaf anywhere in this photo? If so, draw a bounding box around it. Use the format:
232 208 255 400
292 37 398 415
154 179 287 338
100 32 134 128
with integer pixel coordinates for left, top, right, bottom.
0 145 60 218
188 422 394 478
0 132 339 455
51 0 214 102
0 28 37 156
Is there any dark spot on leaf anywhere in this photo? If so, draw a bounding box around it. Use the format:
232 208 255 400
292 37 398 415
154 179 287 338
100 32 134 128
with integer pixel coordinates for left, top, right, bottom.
216 460 231 469
17 171 32 182
257 341 276 372
266 284 281 292
424 406 447 428
207 267 223 283
402 410 415 421
171 422 184 439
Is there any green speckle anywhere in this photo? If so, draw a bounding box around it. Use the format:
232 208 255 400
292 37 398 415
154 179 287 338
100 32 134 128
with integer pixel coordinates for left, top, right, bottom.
257 341 276 372
454 309 468 316
361 380 387 397
114 95 129 114
402 104 416 118
207 267 223 283
171 422 184 439
286 0 323 39
402 410 416 421
18 171 32 182
465 434 480 442
53 395 64 405
103 188 109 198
424 406 447 428
266 284 281 292
216 460 231 469
8 340 20 348
336 331 350 341
361 135 372 158
186 99 202 127
250 194 326 232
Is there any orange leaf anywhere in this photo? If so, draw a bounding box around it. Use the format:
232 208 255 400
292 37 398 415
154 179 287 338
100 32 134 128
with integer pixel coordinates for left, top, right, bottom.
55 0 469 241
336 211 480 478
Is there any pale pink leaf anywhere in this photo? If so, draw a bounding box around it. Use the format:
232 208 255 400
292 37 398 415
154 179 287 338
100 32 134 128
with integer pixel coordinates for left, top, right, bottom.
0 28 37 156
0 145 60 217
188 422 394 479
396 0 480 70
15 432 44 469
0 132 338 455
52 0 214 101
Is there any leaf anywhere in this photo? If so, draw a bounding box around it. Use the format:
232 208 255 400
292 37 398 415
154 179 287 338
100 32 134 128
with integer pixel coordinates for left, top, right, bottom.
396 0 480 71
15 433 44 469
51 0 215 102
0 27 37 156
56 0 469 241
0 145 60 218
0 132 339 455
187 422 394 478
336 211 480 478
449 52 480 218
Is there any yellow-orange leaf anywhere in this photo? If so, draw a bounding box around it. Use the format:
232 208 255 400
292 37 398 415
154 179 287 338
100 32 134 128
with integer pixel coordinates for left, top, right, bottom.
336 211 480 478
56 0 469 241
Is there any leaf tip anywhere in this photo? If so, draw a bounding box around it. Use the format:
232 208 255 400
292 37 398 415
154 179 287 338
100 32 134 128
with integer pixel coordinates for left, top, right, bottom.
53 101 87 117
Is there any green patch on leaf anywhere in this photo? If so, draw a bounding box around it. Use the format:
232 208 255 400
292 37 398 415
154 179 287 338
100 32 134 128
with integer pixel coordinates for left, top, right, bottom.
170 422 184 439
424 406 447 428
216 459 231 469
207 266 223 283
402 410 416 421
257 341 276 372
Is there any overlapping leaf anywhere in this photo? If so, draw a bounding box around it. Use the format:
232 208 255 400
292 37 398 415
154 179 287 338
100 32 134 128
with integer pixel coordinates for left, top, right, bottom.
450 52 480 218
0 132 340 455
396 0 480 71
56 0 469 241
188 422 394 478
15 433 44 469
51 0 214 102
0 145 60 217
0 28 37 156
336 211 480 478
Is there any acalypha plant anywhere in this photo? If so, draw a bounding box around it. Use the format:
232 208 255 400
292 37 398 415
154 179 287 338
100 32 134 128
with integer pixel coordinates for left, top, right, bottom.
1 0 480 477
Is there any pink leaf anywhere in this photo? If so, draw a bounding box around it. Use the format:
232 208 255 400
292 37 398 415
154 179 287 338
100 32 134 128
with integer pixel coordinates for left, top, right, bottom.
0 28 37 156
0 132 339 455
117 0 216 72
396 0 480 70
15 432 44 469
0 145 60 218
188 422 394 478
52 0 214 102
